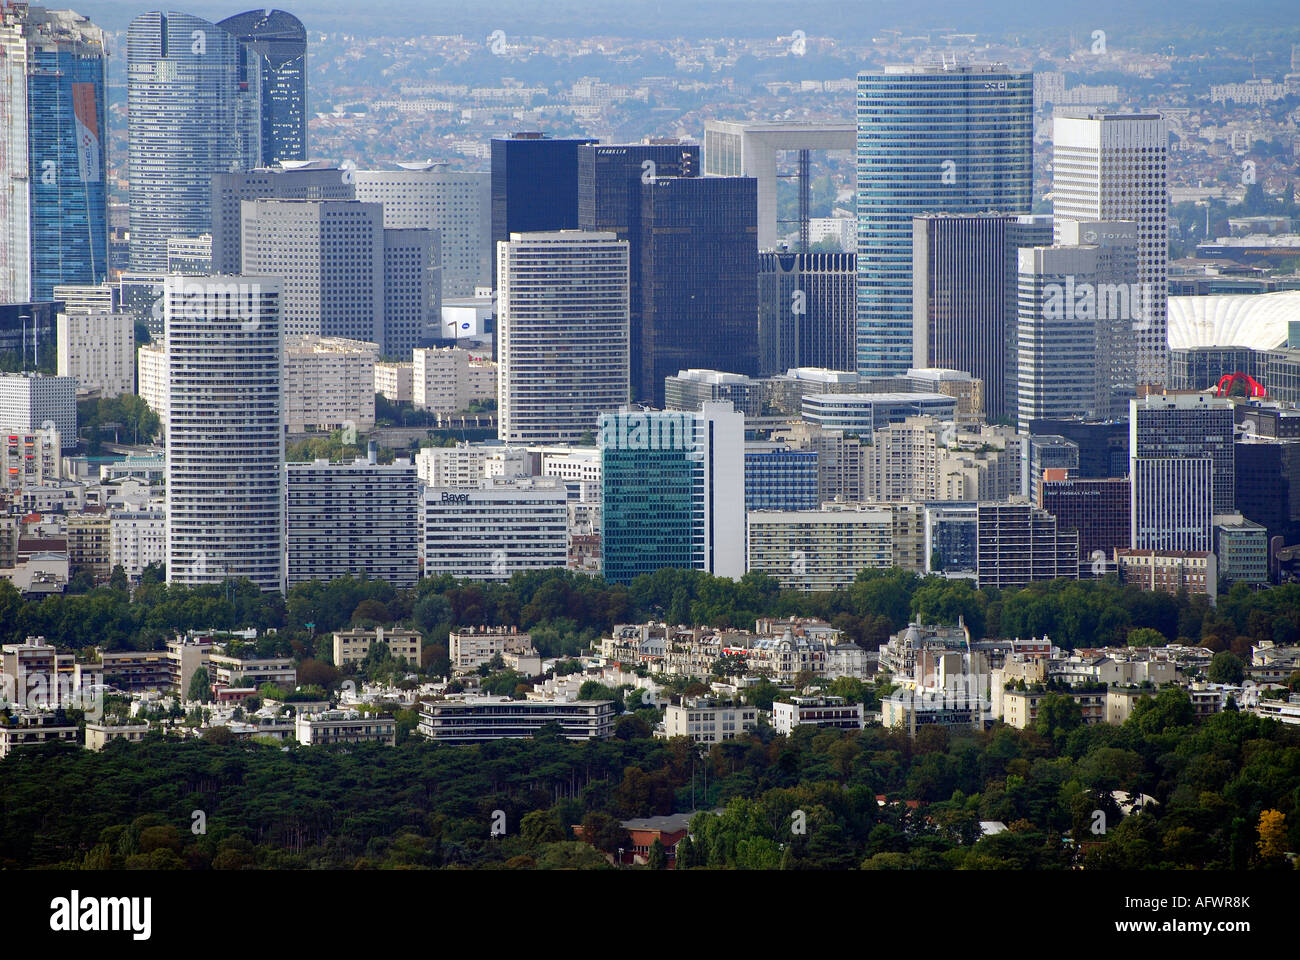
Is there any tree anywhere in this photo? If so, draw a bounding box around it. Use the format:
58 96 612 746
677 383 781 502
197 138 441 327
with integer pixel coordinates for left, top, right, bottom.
187 666 212 703
520 810 565 848
647 838 667 870
1126 627 1166 648
1257 809 1288 863
1208 651 1245 685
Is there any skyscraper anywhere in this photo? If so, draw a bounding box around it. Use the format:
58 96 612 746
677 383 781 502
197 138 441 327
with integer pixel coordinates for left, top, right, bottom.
497 231 629 444
638 176 759 405
1052 112 1169 387
856 64 1033 377
211 164 354 275
127 11 258 270
353 162 489 297
490 132 597 285
578 141 698 389
600 401 745 583
239 198 385 346
164 276 284 591
758 251 856 375
217 9 308 164
0 6 108 301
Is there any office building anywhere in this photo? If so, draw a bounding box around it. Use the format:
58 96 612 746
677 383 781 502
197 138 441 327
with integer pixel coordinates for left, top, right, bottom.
1235 435 1300 547
1001 214 1055 418
578 141 698 388
664 369 761 418
211 164 354 275
926 503 979 577
383 227 441 356
0 372 75 449
353 162 490 297
1131 457 1214 552
801 392 956 433
0 6 108 301
497 231 630 443
490 132 597 284
287 457 420 589
1028 418 1128 479
1131 394 1234 514
422 477 568 581
976 501 1080 590
1213 514 1269 586
216 9 308 164
240 198 386 345
746 505 894 591
56 311 134 397
1038 472 1131 561
166 234 212 274
856 64 1032 376
164 276 284 591
600 402 745 583
744 443 818 512
1052 112 1169 387
758 251 857 375
126 12 258 269
419 697 616 744
638 176 759 404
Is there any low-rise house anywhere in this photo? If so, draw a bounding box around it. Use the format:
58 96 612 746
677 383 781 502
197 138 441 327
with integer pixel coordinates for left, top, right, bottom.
771 695 865 735
656 698 758 744
295 709 397 746
418 696 615 743
84 721 151 751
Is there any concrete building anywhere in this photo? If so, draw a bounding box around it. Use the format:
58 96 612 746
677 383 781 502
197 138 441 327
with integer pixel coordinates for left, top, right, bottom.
56 311 134 397
771 695 865 735
286 456 419 588
0 711 79 757
296 710 397 746
0 373 76 450
374 360 413 403
1213 514 1270 586
283 336 378 434
412 346 496 413
414 441 529 488
801 392 956 433
746 505 893 591
0 428 60 491
109 510 165 582
418 696 616 743
658 698 759 744
497 231 630 444
1116 549 1217 602
332 626 423 668
136 341 167 423
976 501 1080 590
448 626 536 675
422 478 568 580
164 276 284 591
84 722 151 751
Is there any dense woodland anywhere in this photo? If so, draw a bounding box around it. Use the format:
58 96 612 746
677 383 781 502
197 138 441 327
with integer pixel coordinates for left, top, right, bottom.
5 567 1300 672
1 691 1297 870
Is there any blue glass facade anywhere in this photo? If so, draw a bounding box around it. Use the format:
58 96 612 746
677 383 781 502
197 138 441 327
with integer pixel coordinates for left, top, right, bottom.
744 449 818 512
27 46 108 301
601 444 698 584
856 65 1032 377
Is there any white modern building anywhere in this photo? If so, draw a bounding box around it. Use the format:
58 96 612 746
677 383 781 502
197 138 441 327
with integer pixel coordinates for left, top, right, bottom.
1052 112 1169 387
287 456 420 588
0 373 76 450
136 341 167 422
497 231 630 444
109 509 165 582
352 162 490 297
746 505 894 591
412 346 496 413
422 477 568 580
164 276 285 591
414 441 529 488
56 311 134 397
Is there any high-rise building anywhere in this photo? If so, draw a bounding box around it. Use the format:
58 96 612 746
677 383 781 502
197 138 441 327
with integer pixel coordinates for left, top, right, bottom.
856 64 1033 376
1052 112 1169 387
490 132 597 285
0 6 108 302
56 310 134 397
211 165 354 275
353 162 489 297
422 477 568 581
239 199 385 345
747 504 894 591
383 227 441 356
1130 457 1214 552
976 501 1080 590
578 142 698 389
287 456 420 589
497 231 629 444
412 346 496 413
1001 215 1055 416
639 176 758 404
164 276 284 591
1038 473 1131 562
282 336 377 434
1131 394 1234 513
758 251 856 375
744 443 819 513
217 9 308 164
1028 418 1129 478
127 12 259 270
600 402 745 583
0 372 76 448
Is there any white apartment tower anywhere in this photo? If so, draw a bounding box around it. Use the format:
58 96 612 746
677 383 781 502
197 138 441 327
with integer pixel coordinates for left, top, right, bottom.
1052 113 1169 387
497 231 630 444
56 310 135 397
164 276 285 591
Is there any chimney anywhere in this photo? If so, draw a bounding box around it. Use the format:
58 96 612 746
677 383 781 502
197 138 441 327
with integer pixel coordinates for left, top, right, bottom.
367 440 377 465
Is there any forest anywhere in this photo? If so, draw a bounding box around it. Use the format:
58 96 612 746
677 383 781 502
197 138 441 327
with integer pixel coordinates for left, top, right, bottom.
1 689 1297 870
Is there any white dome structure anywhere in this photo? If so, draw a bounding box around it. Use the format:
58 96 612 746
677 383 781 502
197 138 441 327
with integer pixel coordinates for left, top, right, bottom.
1167 291 1300 350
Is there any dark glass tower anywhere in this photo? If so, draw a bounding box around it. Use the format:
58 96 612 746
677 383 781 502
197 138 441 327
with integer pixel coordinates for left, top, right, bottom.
490 133 597 285
578 142 699 395
218 9 309 164
638 176 758 405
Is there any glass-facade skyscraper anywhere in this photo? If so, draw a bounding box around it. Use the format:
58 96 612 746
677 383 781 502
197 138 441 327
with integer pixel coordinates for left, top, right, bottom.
856 64 1032 377
218 9 308 164
0 6 108 302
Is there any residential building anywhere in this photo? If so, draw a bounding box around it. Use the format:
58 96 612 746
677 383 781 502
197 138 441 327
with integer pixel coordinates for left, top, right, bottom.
771 696 865 735
374 360 413 403
56 311 134 397
1116 549 1217 601
295 710 397 746
448 626 537 675
332 626 423 668
109 510 165 582
419 696 616 743
84 722 151 751
283 336 377 433
976 501 1080 589
0 373 76 450
658 698 758 743
747 505 893 591
0 711 78 757
412 346 496 413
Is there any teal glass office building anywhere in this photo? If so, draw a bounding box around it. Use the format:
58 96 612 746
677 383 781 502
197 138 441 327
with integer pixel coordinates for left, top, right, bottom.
856 64 1032 377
